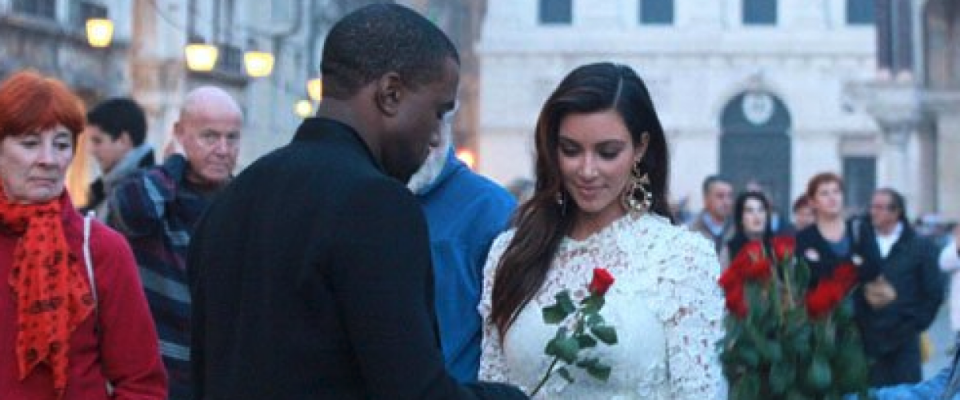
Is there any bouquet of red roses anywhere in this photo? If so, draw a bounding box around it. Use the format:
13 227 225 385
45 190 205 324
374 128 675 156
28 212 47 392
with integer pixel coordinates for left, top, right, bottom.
717 237 870 399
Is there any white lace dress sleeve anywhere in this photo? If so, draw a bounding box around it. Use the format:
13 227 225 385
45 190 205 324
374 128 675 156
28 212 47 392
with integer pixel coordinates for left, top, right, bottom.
478 231 515 384
655 229 727 399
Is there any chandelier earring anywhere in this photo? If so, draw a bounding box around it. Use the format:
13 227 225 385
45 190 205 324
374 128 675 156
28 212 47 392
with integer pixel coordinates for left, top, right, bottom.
622 160 653 214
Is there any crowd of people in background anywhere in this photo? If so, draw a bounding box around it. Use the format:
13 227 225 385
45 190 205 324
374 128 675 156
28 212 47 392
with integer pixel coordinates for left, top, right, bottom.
4 3 960 400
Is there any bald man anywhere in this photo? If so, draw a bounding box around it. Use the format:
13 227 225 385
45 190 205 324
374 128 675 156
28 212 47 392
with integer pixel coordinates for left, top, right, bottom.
108 86 243 400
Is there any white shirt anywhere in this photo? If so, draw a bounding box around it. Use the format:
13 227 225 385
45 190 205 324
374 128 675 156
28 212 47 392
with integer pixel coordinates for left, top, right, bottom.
875 222 903 259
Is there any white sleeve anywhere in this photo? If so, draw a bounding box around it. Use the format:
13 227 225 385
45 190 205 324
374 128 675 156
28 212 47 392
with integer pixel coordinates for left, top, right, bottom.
940 239 960 273
661 233 728 399
478 232 515 384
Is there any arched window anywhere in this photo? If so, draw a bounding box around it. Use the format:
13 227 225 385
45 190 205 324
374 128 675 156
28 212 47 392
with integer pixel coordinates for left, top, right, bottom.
743 0 777 25
640 0 674 25
539 0 572 25
847 0 875 24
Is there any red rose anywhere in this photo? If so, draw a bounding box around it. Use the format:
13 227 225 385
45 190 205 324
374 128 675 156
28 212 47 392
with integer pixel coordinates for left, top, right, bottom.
725 284 748 319
806 280 845 319
833 263 858 290
718 267 742 290
741 256 772 281
771 236 796 260
730 240 772 281
589 268 615 296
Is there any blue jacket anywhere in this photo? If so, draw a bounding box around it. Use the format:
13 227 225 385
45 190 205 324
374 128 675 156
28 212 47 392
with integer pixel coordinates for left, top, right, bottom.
416 151 516 382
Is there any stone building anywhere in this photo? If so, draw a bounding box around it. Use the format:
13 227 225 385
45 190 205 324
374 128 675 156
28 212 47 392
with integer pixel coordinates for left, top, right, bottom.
477 0 893 216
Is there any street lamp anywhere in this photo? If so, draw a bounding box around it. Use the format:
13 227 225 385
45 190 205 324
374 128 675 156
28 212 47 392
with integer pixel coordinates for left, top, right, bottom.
85 18 114 48
185 41 219 72
307 78 323 102
244 50 274 78
294 99 313 118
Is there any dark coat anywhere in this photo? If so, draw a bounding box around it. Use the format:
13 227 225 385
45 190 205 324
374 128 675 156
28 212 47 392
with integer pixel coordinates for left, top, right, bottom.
187 118 525 400
795 220 881 286
853 220 944 356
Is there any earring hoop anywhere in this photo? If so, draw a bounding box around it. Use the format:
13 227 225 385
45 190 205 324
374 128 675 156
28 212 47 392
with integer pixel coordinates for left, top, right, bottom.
622 160 653 214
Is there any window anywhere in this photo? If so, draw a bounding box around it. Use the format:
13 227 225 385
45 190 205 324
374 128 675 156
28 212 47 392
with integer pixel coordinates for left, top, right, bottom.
13 0 57 20
539 0 572 25
640 0 674 25
743 0 777 25
842 156 876 214
847 0 875 24
218 43 244 75
70 2 108 31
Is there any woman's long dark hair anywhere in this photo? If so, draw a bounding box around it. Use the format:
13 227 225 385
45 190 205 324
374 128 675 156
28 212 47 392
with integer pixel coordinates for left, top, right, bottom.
727 191 774 258
490 62 672 339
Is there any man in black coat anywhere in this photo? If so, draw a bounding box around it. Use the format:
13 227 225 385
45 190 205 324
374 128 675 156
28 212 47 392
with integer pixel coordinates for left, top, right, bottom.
854 188 944 387
187 5 526 399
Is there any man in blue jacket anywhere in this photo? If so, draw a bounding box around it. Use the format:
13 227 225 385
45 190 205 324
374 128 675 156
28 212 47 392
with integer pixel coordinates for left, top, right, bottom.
408 116 516 382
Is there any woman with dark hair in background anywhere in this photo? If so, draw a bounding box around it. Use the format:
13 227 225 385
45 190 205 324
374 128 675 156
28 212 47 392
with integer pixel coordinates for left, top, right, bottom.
0 70 166 399
721 191 774 267
478 62 724 398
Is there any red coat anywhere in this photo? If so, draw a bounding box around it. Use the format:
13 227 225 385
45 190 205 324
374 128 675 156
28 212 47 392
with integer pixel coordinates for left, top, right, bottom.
0 195 167 399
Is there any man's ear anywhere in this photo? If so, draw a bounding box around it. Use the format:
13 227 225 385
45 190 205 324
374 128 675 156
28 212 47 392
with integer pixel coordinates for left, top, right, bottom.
375 72 404 117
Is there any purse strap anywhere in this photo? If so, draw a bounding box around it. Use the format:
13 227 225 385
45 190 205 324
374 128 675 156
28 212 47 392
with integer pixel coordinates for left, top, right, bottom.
83 211 98 313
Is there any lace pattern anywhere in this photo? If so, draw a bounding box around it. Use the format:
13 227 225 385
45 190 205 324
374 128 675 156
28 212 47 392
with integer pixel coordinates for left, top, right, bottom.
478 214 727 399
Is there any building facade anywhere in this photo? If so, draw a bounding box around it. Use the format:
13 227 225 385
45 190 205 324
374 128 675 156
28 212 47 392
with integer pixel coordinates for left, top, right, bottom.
477 0 897 216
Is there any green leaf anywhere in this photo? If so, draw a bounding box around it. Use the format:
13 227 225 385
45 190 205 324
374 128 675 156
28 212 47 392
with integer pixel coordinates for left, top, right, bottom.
552 335 580 364
544 327 568 357
769 360 795 395
581 294 605 314
576 357 598 368
734 374 760 400
586 362 612 381
591 325 618 345
805 354 832 391
555 290 576 314
556 366 574 383
737 344 760 367
785 389 807 400
575 333 597 349
542 304 570 324
585 313 605 328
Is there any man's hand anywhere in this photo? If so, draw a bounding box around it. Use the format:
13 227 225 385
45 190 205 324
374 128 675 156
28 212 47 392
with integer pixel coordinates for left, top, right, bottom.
864 275 897 309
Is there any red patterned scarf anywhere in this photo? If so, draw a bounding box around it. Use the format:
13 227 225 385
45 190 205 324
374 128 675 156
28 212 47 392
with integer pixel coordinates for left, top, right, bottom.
0 183 93 398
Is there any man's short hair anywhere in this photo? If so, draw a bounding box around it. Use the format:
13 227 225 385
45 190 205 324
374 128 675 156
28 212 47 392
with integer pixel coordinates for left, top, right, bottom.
320 4 460 100
87 97 148 146
702 175 731 195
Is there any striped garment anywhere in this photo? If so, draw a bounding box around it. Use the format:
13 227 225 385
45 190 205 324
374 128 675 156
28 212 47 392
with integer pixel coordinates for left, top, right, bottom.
109 154 216 400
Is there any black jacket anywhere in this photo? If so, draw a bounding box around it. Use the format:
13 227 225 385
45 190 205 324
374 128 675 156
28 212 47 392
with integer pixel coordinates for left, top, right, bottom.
188 118 526 400
852 220 944 356
795 220 881 286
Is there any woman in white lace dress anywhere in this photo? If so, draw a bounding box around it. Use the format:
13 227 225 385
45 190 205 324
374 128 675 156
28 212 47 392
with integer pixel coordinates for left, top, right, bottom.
479 63 726 399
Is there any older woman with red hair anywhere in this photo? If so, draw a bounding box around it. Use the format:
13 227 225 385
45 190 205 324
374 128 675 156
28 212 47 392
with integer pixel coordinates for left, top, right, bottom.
0 70 166 399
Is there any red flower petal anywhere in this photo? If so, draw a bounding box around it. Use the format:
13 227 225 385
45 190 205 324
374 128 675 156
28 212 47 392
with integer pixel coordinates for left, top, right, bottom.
589 268 615 296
